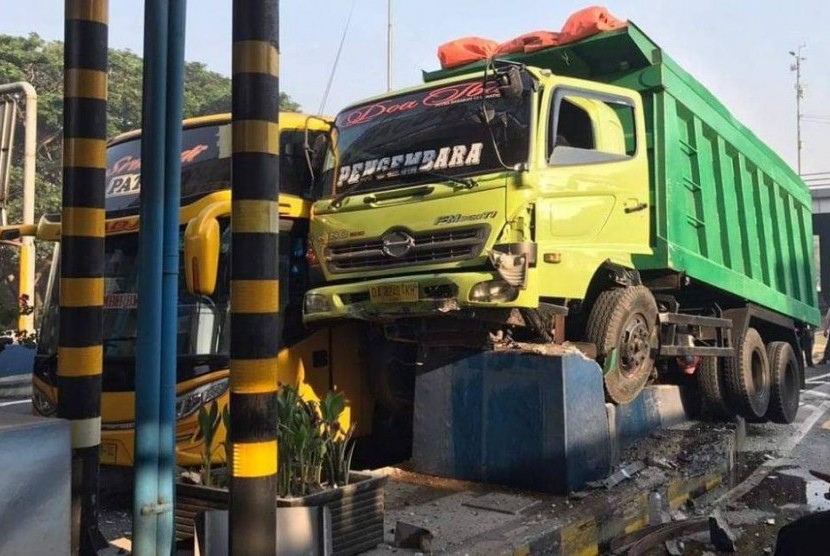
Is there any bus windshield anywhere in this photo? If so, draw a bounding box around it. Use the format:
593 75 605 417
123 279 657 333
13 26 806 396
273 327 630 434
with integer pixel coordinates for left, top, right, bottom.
37 221 308 359
105 122 326 213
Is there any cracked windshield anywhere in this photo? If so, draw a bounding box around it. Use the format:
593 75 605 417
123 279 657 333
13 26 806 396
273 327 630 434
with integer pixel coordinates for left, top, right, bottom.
320 76 531 195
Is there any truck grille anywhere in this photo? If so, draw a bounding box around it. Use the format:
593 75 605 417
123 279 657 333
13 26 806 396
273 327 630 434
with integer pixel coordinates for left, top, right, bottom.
325 225 489 273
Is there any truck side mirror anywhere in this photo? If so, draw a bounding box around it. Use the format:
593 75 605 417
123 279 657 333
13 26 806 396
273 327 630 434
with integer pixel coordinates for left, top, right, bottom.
311 134 329 176
496 65 525 99
184 200 230 296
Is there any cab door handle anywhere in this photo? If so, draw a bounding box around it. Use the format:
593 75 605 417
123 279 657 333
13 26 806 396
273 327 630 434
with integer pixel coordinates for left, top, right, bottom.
624 200 648 214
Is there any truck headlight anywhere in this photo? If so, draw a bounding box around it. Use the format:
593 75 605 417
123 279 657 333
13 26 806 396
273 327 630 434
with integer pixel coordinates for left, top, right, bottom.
304 293 331 314
469 280 519 303
32 388 57 416
175 378 228 420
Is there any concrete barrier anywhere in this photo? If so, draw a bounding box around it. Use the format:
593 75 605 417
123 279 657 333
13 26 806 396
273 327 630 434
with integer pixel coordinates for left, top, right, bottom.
412 352 695 494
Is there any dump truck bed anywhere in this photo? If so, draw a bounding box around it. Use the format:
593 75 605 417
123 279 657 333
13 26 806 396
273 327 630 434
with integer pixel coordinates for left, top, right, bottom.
425 24 819 325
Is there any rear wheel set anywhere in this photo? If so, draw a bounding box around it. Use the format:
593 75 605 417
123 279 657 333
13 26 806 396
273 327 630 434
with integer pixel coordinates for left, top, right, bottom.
721 328 799 424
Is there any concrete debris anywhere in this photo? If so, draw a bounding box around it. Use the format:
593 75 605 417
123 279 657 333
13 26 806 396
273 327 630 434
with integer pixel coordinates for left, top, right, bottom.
665 539 684 556
671 510 688 522
395 521 433 552
587 461 646 489
708 511 737 552
646 455 678 470
766 518 776 525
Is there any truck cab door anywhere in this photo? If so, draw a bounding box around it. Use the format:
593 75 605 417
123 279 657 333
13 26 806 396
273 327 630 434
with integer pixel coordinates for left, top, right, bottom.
533 83 650 297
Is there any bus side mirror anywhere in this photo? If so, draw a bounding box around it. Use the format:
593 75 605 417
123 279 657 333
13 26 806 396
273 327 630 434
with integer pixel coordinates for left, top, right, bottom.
0 224 37 242
184 201 230 296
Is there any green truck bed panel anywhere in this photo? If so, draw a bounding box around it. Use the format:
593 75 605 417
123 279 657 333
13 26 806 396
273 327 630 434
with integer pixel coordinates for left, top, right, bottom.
425 24 819 325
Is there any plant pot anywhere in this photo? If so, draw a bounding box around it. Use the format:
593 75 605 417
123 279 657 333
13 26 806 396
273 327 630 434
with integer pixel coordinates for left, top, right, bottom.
175 471 387 555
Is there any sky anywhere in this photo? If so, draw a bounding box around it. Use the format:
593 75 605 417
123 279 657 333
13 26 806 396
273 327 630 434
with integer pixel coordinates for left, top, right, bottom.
1 0 828 175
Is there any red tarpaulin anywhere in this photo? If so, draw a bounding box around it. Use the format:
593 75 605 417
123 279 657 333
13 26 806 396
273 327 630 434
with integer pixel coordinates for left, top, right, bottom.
436 6 627 69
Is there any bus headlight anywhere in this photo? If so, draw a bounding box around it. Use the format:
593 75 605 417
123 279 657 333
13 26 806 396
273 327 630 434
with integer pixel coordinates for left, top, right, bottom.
32 388 57 416
304 293 331 315
175 378 229 420
469 280 519 303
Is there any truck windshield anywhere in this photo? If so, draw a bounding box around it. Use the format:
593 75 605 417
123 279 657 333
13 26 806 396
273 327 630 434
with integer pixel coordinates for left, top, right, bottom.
320 77 531 196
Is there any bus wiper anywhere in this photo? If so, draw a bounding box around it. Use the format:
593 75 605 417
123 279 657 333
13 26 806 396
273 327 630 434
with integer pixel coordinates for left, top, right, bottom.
103 336 137 346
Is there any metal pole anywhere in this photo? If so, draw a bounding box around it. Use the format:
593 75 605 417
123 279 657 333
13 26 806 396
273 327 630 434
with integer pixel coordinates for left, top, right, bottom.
790 45 805 175
387 0 393 91
61 2 108 554
0 96 16 227
132 0 168 552
157 0 186 552
19 83 36 333
230 0 280 553
0 82 36 333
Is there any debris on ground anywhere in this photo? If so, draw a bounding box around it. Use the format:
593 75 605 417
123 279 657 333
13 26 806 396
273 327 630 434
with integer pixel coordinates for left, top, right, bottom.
708 511 738 552
664 539 684 555
587 461 645 489
646 455 678 470
394 521 433 552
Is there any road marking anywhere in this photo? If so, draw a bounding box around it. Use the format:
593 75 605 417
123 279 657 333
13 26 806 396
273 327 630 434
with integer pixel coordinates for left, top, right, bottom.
806 372 830 384
0 399 30 407
802 390 830 398
718 401 830 505
782 401 830 453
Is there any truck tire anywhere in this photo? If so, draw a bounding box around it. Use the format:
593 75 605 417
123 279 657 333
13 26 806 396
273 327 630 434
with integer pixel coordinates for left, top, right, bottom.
766 341 800 424
724 327 770 420
697 356 734 420
586 286 657 404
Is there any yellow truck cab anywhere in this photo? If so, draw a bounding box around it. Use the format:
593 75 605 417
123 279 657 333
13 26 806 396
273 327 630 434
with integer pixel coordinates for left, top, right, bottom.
303 23 817 423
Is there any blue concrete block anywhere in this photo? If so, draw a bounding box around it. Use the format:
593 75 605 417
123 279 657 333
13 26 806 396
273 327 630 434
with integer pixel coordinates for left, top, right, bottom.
0 344 35 378
412 352 612 494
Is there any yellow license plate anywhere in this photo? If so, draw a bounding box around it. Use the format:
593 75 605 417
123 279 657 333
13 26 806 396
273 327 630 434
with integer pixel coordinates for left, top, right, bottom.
369 283 419 303
100 441 118 464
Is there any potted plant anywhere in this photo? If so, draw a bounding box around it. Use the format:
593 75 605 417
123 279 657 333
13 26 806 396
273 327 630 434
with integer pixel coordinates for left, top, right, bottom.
175 385 386 555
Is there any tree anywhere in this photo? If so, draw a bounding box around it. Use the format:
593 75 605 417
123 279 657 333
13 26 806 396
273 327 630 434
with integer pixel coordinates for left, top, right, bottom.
0 33 301 329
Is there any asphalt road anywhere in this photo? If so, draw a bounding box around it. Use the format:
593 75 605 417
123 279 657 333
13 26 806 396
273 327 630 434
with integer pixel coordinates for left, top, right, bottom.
2 358 829 554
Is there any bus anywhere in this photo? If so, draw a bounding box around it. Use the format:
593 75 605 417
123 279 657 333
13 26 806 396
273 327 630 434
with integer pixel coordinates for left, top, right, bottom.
26 113 373 466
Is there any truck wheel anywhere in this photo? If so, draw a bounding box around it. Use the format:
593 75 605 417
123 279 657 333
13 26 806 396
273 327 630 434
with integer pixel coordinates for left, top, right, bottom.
697 356 734 420
766 342 800 424
586 286 657 404
724 327 770 420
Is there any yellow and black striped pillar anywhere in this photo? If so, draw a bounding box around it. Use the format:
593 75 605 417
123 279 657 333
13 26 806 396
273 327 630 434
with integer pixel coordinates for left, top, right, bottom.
61 1 107 554
229 0 280 552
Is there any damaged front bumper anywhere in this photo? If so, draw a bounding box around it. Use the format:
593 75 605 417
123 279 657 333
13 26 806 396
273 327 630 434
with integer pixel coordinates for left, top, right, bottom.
302 270 539 324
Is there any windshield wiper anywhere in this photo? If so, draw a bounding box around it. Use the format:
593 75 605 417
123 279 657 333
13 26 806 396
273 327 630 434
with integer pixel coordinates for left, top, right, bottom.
103 336 137 347
331 171 478 209
421 171 478 190
330 182 362 209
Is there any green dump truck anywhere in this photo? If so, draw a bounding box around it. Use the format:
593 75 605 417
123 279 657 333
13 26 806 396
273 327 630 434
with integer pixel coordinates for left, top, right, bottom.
303 23 819 424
